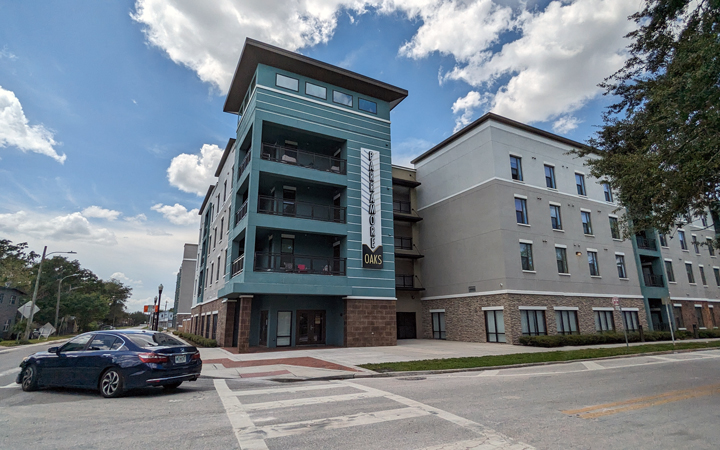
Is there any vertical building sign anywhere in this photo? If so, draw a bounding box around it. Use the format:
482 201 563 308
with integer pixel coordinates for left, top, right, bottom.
361 148 383 268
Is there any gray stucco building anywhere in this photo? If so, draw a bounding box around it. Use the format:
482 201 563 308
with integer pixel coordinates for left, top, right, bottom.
0 286 24 339
173 243 197 329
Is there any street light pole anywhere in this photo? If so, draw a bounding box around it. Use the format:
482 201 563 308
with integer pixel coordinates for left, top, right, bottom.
55 273 80 335
152 296 158 331
154 284 163 331
25 246 77 340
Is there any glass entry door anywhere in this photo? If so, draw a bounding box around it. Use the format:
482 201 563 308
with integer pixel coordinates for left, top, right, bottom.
276 311 292 347
296 310 326 345
259 310 268 346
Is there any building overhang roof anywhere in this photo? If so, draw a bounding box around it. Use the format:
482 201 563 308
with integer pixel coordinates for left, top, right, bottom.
224 38 408 114
411 112 595 165
214 138 236 177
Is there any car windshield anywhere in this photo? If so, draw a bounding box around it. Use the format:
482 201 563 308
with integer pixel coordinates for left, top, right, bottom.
127 333 184 348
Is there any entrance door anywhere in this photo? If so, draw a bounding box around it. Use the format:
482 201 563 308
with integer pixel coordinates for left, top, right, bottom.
296 310 326 345
396 312 417 339
259 310 268 346
281 237 294 271
283 189 296 216
650 309 664 331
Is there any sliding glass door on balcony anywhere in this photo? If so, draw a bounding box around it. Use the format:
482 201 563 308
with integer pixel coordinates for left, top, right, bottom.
254 252 346 275
257 195 346 223
261 143 346 174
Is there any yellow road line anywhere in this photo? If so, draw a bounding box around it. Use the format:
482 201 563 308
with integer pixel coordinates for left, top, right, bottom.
562 383 720 419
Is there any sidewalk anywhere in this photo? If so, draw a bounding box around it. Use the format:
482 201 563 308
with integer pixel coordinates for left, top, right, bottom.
198 338 720 381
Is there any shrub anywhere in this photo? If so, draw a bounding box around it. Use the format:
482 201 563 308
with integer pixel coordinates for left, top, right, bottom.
519 330 690 347
172 331 217 348
17 339 31 345
698 329 720 339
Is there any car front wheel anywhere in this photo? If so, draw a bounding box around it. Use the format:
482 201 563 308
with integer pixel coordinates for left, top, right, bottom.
100 369 124 398
21 364 39 392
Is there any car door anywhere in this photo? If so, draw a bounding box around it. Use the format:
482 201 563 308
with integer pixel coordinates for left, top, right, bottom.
41 334 92 387
75 334 120 387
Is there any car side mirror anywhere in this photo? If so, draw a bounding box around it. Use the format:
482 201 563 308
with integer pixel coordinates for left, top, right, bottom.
48 347 59 354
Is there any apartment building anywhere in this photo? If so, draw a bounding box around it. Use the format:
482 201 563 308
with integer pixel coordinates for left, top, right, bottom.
189 39 407 350
411 113 647 344
173 243 197 330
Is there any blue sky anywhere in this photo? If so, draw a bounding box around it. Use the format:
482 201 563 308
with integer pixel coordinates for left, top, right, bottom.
0 0 638 311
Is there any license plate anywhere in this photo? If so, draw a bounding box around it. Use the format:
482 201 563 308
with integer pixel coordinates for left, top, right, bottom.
175 355 187 364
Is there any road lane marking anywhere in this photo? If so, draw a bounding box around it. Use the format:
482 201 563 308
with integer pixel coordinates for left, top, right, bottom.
580 361 605 370
1 382 19 389
232 383 347 397
340 381 534 449
647 356 677 361
0 367 21 378
214 379 269 450
242 391 384 411
562 383 720 419
417 438 531 450
476 370 499 377
248 407 430 440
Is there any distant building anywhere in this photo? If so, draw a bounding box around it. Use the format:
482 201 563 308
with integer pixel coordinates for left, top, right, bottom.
173 243 198 330
0 286 25 339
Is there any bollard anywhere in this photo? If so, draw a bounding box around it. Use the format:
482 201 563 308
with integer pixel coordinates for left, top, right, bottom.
639 324 645 342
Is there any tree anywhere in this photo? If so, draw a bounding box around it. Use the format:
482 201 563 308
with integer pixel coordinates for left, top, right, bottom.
128 311 148 326
579 0 720 238
63 293 109 332
0 240 38 291
102 279 132 326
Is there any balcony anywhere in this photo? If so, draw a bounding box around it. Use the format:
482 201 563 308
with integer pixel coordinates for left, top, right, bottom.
394 236 424 259
237 151 251 181
643 273 664 287
393 200 423 222
261 143 346 175
395 236 412 250
636 236 657 251
254 252 346 276
235 199 249 226
231 254 245 277
257 195 346 223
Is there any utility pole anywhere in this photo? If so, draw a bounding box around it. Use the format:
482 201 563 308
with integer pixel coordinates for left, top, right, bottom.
25 247 76 340
55 274 80 335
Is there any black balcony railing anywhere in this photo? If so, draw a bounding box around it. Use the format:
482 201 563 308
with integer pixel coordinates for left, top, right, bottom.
394 236 412 250
235 200 249 225
238 151 251 180
636 236 657 250
644 273 664 287
396 275 414 288
393 200 411 214
254 252 346 276
261 143 346 174
231 254 245 277
257 195 346 223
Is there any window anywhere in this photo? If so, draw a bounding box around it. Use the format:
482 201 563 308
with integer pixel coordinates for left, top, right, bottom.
217 256 221 281
305 82 326 99
678 230 687 250
223 180 227 201
659 233 668 247
90 335 122 351
219 218 224 241
510 155 523 181
665 261 676 282
431 312 446 339
609 217 620 239
556 310 579 335
2 319 10 332
556 247 569 274
616 255 627 278
714 267 720 286
485 310 506 343
588 251 600 276
692 235 700 253
708 238 715 256
595 310 615 332
602 183 613 202
520 242 534 271
60 334 92 352
581 211 593 235
358 98 377 114
332 90 352 107
550 205 562 230
521 309 547 336
686 263 695 283
696 306 705 327
544 165 556 189
515 198 528 224
213 227 217 248
210 263 214 285
674 306 685 329
10 295 15 304
575 173 586 196
700 266 707 286
275 73 299 91
224 249 228 275
623 311 639 332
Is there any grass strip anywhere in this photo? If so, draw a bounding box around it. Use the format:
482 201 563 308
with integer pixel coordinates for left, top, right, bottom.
359 341 720 372
0 335 76 347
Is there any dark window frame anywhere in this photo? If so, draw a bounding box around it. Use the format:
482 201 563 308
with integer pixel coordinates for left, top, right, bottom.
510 155 523 181
521 309 547 336
431 311 446 340
305 82 327 99
594 310 615 332
275 73 299 92
520 242 534 271
358 98 377 114
556 247 569 274
665 261 676 282
544 165 556 189
550 205 562 230
588 251 600 276
332 90 353 107
555 310 579 335
575 173 586 196
485 310 506 343
616 254 627 278
515 198 528 224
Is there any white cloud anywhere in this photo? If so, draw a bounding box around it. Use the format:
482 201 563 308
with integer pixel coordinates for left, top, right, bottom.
0 211 117 245
82 206 121 221
552 115 582 134
110 272 143 287
439 0 637 125
124 213 148 224
167 144 223 196
0 85 66 163
151 203 199 226
451 91 491 132
0 46 17 60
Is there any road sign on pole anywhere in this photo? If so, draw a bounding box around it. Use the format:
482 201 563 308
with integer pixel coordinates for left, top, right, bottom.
612 297 629 348
612 297 620 311
18 302 40 319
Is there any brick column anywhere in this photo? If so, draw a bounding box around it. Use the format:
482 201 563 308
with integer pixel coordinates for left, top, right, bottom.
344 298 397 347
219 300 236 348
237 296 252 353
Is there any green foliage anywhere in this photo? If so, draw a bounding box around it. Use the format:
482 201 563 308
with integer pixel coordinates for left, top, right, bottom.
0 239 37 292
698 328 720 338
172 331 217 347
518 331 690 347
579 0 720 237
127 311 148 325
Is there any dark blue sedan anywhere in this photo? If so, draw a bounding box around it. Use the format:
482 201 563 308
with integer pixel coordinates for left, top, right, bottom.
16 330 202 398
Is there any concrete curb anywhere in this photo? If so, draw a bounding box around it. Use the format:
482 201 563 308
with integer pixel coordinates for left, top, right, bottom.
0 339 70 354
253 346 720 382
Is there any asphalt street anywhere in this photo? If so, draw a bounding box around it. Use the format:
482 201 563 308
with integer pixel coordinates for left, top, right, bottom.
1 347 719 449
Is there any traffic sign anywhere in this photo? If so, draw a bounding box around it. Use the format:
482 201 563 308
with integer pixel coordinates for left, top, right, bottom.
17 302 40 319
661 297 671 305
612 297 620 311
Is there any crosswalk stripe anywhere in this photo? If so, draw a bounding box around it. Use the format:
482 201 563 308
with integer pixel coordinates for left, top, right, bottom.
233 383 347 397
248 407 430 440
416 438 531 450
243 391 384 411
0 367 21 378
1 382 19 389
214 379 269 450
